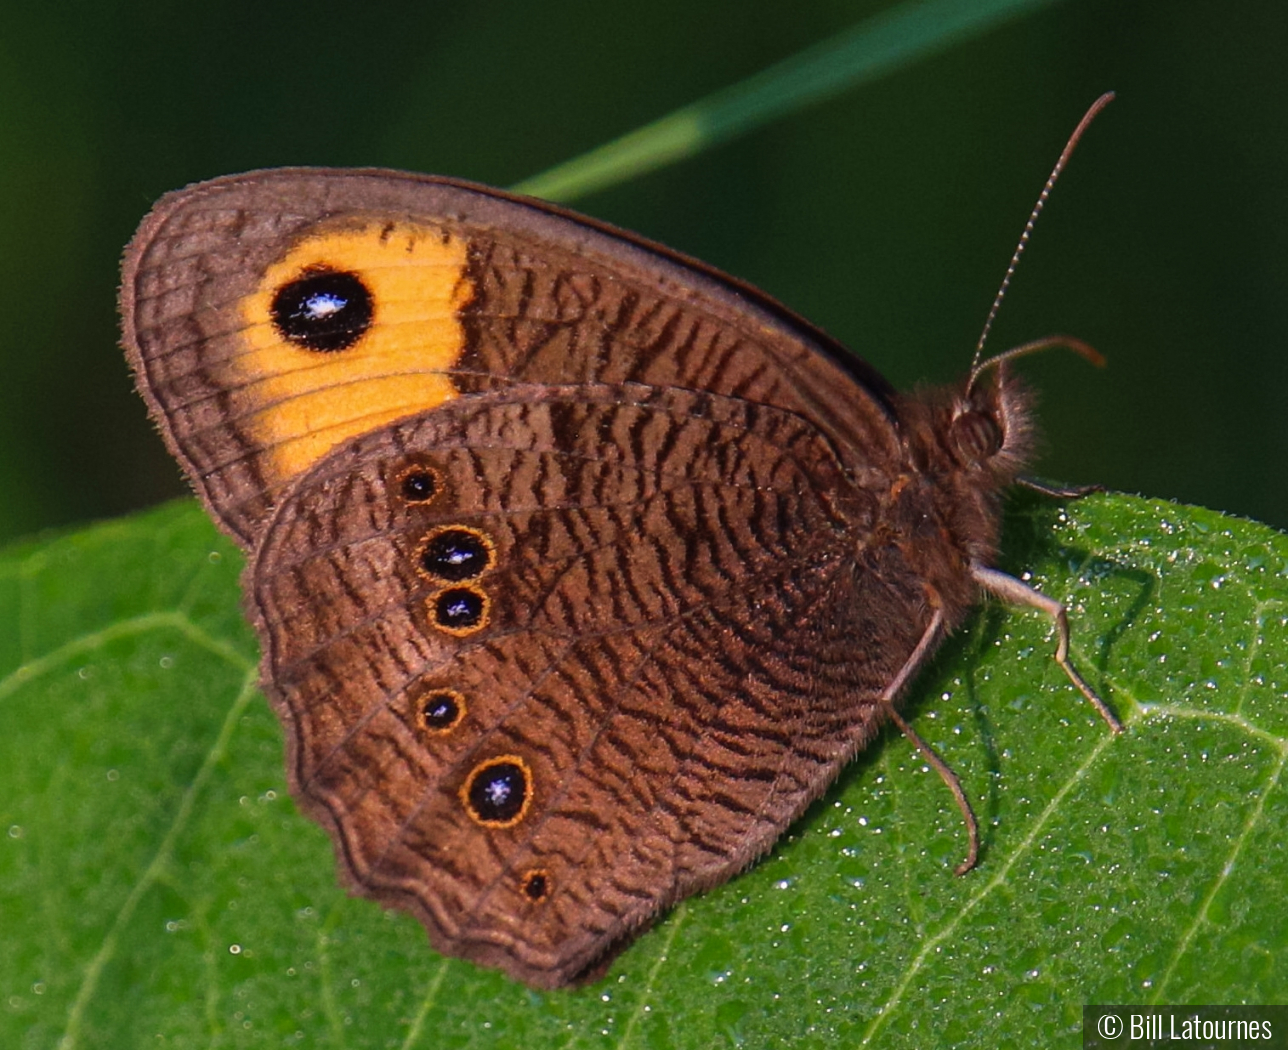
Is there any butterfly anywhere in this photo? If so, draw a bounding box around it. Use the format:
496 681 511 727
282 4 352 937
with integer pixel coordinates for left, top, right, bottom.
118 94 1118 988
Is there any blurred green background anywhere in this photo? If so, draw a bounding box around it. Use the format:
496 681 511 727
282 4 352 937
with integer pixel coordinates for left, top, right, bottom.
2 0 1286 545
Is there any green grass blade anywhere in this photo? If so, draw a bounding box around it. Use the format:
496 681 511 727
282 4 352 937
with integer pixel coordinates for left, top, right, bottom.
513 0 1061 202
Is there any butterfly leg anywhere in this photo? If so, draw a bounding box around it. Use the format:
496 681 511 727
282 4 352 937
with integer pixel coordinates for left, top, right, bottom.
1016 476 1104 499
881 607 981 875
885 705 981 876
970 563 1123 732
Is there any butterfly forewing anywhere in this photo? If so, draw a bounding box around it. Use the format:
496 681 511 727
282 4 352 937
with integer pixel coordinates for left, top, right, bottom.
121 170 900 549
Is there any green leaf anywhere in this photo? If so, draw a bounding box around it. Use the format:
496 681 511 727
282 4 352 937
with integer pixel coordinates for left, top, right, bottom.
2 492 1285 1049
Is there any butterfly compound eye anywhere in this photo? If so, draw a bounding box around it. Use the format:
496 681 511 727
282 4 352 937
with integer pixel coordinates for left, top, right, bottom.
949 409 1003 466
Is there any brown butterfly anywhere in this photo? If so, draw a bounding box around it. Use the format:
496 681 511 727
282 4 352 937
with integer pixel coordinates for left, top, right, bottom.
119 95 1119 988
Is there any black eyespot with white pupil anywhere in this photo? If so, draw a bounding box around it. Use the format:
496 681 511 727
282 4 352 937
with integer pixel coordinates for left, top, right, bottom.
435 588 485 630
465 759 530 825
521 870 550 902
400 470 437 503
421 691 462 730
422 530 491 581
271 267 373 351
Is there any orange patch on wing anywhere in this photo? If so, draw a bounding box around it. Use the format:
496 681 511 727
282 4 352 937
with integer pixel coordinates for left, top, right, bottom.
233 222 473 485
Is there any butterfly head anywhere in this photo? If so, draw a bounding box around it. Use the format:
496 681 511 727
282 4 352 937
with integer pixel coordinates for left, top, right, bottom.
890 335 1102 579
895 357 1037 484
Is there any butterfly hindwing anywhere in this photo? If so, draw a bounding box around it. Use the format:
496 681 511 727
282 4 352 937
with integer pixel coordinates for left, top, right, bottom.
249 383 919 986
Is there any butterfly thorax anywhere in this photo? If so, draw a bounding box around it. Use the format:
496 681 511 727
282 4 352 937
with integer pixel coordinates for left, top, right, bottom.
882 368 1038 628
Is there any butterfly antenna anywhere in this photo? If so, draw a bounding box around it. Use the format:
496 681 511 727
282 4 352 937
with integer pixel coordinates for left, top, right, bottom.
969 92 1115 378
